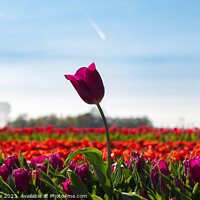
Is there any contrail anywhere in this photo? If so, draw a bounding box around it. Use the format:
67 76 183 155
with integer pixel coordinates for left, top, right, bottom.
88 17 106 40
77 1 106 40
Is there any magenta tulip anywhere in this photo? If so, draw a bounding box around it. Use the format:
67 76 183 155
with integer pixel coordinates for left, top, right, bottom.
188 156 200 182
13 168 31 192
4 155 20 172
76 163 88 182
62 179 73 195
49 153 63 170
150 160 169 193
0 165 10 182
65 63 104 104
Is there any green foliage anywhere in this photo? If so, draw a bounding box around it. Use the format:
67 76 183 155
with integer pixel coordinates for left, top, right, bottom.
67 147 113 199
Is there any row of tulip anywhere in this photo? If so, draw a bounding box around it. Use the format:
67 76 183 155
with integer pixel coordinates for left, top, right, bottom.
0 138 200 162
0 148 200 199
0 126 200 142
1 125 199 135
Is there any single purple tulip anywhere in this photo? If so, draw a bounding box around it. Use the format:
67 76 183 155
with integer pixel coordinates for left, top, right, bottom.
140 190 150 200
49 153 63 170
151 160 169 193
62 179 73 195
76 163 88 182
0 164 10 182
151 165 160 189
188 156 200 182
159 160 170 176
65 63 104 104
183 158 195 187
136 155 145 173
13 168 30 192
4 155 20 172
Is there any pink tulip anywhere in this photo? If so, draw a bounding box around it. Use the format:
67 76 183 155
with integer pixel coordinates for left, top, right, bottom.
65 63 104 104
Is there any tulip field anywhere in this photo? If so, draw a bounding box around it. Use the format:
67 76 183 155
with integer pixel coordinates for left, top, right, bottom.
1 125 200 199
1 63 200 199
0 126 200 162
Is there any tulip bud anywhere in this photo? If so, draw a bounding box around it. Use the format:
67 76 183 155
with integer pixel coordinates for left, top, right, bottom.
76 163 88 182
62 179 73 195
151 165 159 189
0 165 10 182
188 156 200 182
4 155 20 172
65 63 104 104
150 160 169 192
49 153 63 170
13 168 30 192
136 155 145 173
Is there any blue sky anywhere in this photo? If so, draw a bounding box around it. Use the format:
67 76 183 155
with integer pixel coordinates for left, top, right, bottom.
1 0 200 127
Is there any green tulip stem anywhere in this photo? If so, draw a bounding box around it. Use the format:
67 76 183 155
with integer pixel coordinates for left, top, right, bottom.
96 103 112 180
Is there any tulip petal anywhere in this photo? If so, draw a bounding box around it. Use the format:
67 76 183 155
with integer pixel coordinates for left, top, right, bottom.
88 62 96 71
74 67 88 81
86 67 104 103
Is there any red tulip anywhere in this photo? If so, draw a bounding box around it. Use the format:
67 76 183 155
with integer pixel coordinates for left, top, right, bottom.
65 63 104 104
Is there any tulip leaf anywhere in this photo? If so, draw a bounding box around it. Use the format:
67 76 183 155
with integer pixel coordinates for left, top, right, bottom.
171 185 192 200
36 168 55 187
142 183 157 200
39 176 58 195
121 192 147 200
192 182 200 199
0 177 16 195
68 147 113 198
67 170 89 196
91 195 104 200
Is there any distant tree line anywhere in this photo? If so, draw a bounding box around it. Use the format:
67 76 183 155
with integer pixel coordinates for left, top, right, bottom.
8 111 153 128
